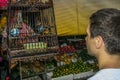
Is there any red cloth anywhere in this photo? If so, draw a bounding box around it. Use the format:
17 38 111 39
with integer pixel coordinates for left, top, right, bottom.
6 76 10 80
0 0 8 8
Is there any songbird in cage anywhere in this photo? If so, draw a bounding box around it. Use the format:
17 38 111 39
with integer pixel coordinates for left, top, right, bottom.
36 25 46 34
10 28 20 37
39 25 46 32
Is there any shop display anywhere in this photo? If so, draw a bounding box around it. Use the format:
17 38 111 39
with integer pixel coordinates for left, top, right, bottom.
55 53 78 65
52 60 91 78
59 45 76 53
5 0 59 79
51 36 99 80
0 0 100 80
20 60 45 78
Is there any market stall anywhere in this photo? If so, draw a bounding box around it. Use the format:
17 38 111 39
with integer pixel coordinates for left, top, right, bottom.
0 0 120 80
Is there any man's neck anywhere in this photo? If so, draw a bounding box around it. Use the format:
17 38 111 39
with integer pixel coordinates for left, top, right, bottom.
98 53 120 69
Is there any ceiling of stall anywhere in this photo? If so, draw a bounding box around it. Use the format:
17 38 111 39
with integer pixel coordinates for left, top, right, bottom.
53 0 120 36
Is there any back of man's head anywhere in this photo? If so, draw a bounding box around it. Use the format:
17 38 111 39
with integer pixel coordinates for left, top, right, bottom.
89 8 120 55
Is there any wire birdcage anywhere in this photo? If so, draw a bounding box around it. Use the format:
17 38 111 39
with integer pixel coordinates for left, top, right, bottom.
7 0 59 61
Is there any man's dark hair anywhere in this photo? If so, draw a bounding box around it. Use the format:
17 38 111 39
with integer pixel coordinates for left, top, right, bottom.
90 8 120 54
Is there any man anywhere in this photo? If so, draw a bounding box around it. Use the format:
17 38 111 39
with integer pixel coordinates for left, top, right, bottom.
86 8 120 80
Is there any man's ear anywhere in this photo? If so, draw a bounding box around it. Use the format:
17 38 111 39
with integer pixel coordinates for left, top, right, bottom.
95 36 104 49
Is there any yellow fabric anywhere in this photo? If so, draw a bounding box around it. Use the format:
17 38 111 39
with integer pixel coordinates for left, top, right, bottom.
54 0 78 36
53 0 120 36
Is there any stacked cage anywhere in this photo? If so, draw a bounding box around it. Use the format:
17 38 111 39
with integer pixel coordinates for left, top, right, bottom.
6 0 59 79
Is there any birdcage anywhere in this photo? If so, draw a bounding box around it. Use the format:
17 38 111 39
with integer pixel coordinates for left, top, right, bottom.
7 0 59 60
6 0 59 79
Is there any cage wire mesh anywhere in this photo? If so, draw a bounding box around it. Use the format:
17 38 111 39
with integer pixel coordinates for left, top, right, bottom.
7 0 59 59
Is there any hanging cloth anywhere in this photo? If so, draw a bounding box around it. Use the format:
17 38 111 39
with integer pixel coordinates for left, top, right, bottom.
0 0 8 8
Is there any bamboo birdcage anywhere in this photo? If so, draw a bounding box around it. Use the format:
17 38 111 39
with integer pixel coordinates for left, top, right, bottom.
7 0 59 62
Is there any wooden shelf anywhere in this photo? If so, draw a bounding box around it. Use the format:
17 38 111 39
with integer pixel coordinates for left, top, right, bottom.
9 46 59 58
10 52 59 62
10 3 52 10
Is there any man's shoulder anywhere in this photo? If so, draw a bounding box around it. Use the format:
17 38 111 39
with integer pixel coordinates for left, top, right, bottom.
88 69 120 80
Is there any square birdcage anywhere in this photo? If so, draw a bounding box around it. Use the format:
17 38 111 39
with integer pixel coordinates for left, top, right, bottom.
6 0 59 60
